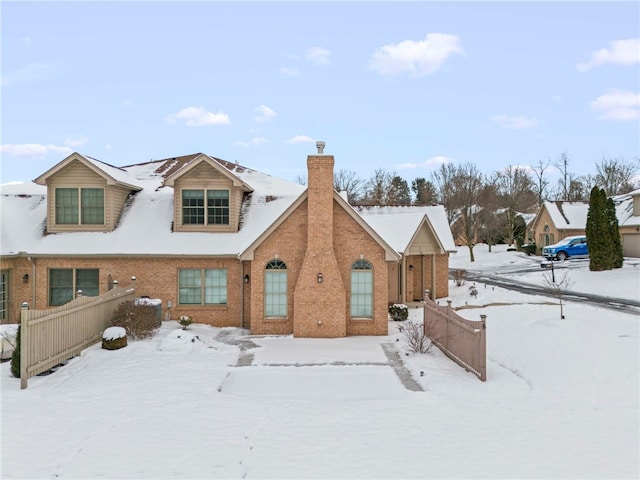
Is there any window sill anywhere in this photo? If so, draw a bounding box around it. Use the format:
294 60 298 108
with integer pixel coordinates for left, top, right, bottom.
350 317 374 322
178 304 228 309
264 317 289 322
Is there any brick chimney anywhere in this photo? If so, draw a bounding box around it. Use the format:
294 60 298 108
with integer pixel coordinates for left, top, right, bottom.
293 142 347 337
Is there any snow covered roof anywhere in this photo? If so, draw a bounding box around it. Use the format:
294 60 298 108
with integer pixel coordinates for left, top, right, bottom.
2 154 305 256
613 191 640 228
543 201 589 230
2 153 454 259
356 205 456 254
34 153 143 191
538 196 639 231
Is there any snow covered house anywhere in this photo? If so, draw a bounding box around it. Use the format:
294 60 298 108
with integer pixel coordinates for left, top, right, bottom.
530 194 640 257
0 146 456 336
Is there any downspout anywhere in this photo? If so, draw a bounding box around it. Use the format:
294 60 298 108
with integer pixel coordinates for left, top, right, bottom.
27 256 36 307
401 255 407 304
431 254 436 300
421 254 425 301
240 261 245 329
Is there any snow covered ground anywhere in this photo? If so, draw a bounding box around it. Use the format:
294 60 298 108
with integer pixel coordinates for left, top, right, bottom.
1 245 638 479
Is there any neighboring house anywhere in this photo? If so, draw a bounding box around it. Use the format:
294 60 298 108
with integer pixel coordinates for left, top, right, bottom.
530 193 640 258
0 146 456 337
616 189 640 258
530 201 589 250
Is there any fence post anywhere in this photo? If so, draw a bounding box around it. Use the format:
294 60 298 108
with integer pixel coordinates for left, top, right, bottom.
20 301 29 389
479 314 487 381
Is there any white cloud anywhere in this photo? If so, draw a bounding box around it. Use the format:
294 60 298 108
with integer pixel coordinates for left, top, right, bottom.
369 33 463 77
577 38 640 72
285 135 314 144
589 89 640 120
491 115 540 130
0 62 53 87
63 136 89 147
165 106 231 126
280 67 299 77
255 105 277 122
234 137 270 147
305 47 331 65
395 155 455 169
123 100 132 107
105 144 112 150
0 143 72 158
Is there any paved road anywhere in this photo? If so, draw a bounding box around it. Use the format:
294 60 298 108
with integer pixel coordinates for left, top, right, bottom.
464 269 640 315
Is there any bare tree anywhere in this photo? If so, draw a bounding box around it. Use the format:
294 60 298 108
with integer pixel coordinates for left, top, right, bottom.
543 270 573 319
476 182 501 251
294 174 307 185
594 157 639 195
333 169 364 204
362 169 394 205
554 152 572 200
431 162 457 223
450 162 484 262
530 158 552 206
493 165 536 245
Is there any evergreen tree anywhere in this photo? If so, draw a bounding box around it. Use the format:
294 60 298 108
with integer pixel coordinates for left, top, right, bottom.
411 177 437 205
388 176 411 205
605 196 624 268
10 324 21 378
586 186 607 271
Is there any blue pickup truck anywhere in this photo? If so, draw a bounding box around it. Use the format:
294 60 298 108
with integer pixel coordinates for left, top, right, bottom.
542 235 589 261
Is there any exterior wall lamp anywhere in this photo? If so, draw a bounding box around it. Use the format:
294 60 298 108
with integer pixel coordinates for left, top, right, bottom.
22 274 29 283
244 274 250 284
409 264 414 271
317 273 323 283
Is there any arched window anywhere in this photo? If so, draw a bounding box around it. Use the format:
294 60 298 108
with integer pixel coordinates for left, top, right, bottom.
351 259 373 318
265 259 287 317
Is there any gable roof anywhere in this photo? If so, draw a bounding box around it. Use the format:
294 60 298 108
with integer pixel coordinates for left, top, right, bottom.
356 205 456 254
239 191 400 262
162 153 253 192
34 152 143 191
533 195 640 232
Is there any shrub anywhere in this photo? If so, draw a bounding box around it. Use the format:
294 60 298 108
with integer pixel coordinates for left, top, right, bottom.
110 301 158 340
402 320 433 354
388 304 408 321
102 326 127 350
178 315 193 330
451 269 467 286
522 242 536 256
10 324 21 378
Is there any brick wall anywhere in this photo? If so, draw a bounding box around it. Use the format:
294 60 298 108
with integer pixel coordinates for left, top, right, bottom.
1 256 243 327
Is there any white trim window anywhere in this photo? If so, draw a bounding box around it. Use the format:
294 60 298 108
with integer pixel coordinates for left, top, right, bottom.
181 189 229 225
49 268 99 306
178 269 227 305
351 259 373 318
264 259 287 317
55 188 104 225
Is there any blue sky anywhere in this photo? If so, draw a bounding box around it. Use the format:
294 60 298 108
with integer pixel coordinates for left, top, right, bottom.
1 1 639 185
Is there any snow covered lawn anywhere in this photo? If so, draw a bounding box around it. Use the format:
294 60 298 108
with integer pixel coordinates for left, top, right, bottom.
1 245 638 479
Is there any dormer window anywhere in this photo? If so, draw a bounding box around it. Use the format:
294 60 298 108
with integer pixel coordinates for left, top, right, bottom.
55 188 104 225
182 189 229 225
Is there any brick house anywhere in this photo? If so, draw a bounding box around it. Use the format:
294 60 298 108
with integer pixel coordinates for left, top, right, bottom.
0 145 456 336
530 194 640 257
